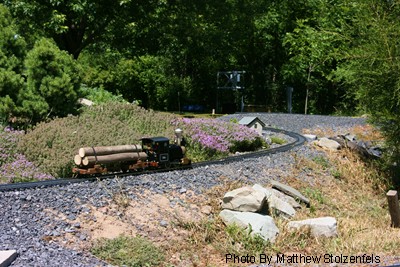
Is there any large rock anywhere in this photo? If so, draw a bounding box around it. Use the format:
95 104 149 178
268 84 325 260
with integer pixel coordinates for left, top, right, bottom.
219 209 279 242
317 137 341 151
252 184 296 219
270 180 310 207
221 186 266 212
287 217 337 237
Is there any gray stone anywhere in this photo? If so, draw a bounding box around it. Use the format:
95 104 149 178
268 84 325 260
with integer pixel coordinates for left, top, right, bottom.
221 186 266 212
271 189 302 209
77 98 94 106
252 184 296 219
287 217 337 237
317 137 341 151
160 220 168 227
345 134 356 142
270 180 310 207
303 134 317 141
219 209 279 242
0 250 18 267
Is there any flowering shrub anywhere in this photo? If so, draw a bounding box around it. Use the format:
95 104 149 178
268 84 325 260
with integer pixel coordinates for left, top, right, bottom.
0 126 22 166
18 102 178 177
0 126 53 183
174 118 265 160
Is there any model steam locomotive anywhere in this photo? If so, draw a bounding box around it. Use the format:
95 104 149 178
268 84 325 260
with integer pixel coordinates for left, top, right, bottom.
72 129 191 175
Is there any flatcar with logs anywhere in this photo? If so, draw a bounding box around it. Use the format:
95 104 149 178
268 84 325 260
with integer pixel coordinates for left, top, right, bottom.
72 129 191 175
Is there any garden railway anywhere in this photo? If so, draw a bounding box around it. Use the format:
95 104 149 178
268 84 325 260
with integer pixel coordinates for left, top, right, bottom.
0 127 305 192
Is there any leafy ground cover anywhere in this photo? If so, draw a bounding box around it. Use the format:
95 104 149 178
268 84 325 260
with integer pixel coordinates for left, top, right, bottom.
1 102 264 181
0 127 53 183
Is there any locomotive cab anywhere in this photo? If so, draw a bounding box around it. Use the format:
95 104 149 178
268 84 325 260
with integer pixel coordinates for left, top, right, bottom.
141 136 189 168
141 137 170 164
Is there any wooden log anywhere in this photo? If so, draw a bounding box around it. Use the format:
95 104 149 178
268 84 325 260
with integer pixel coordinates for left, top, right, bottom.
74 155 82 165
82 152 147 166
78 144 142 158
387 190 400 228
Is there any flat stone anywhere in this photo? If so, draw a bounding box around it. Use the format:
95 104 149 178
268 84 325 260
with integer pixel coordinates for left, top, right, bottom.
219 209 279 242
287 217 337 237
0 250 18 267
271 189 302 209
317 137 341 151
270 180 310 207
252 184 296 219
221 186 266 212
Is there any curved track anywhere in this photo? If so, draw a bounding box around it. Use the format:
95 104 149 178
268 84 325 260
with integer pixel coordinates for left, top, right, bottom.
0 127 306 192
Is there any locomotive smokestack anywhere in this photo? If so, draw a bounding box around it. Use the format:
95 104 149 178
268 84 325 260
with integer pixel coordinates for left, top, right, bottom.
174 128 183 146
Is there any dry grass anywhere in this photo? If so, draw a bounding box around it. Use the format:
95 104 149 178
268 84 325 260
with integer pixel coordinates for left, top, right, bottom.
302 123 384 141
162 141 397 265
275 147 396 256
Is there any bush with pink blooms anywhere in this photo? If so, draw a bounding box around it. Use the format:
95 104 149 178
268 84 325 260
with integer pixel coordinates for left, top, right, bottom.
0 127 53 183
173 118 265 161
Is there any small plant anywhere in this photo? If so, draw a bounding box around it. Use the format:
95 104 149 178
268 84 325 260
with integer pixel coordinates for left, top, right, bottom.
312 155 330 169
224 223 270 255
330 168 342 179
91 235 165 267
303 188 326 205
270 136 286 145
97 176 131 210
229 118 238 123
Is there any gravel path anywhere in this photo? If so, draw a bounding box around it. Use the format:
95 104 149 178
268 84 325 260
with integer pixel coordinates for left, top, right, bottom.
219 112 366 133
0 113 371 266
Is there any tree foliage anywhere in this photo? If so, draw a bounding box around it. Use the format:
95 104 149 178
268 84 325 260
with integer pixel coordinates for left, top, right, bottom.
1 0 400 148
20 38 82 122
335 0 400 166
1 0 157 59
0 4 26 121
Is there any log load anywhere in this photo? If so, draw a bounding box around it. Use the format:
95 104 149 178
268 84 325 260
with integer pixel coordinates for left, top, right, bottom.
81 152 147 166
74 154 83 165
78 144 142 158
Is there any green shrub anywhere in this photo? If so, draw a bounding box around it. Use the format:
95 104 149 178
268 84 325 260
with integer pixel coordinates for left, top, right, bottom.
80 84 127 104
91 235 165 267
19 38 82 123
18 102 178 177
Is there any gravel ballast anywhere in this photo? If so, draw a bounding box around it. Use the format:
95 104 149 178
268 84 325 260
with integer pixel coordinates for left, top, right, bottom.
0 113 374 266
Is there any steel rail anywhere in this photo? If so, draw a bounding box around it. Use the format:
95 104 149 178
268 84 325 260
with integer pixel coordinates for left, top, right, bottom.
0 127 306 192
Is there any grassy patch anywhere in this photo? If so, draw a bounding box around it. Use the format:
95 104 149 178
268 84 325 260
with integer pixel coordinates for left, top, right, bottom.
91 235 165 267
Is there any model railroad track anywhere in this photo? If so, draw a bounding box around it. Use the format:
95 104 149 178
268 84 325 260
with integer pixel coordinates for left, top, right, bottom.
0 127 306 192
